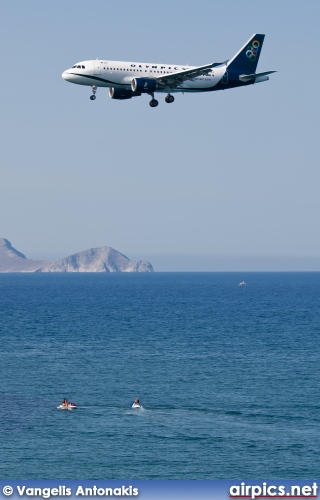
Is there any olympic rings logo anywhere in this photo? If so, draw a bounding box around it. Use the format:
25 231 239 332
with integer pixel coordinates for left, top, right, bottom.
246 40 260 62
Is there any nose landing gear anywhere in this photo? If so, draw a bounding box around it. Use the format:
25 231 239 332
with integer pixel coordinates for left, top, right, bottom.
90 85 97 100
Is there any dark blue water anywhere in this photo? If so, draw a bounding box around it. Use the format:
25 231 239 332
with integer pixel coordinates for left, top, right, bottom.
0 273 319 479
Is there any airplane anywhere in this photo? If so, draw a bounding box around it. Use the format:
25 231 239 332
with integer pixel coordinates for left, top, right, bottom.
61 34 275 108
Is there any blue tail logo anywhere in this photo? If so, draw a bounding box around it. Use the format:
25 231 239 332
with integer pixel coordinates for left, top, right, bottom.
226 34 265 74
246 40 261 62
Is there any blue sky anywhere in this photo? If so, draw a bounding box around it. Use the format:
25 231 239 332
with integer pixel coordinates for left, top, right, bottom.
1 0 319 271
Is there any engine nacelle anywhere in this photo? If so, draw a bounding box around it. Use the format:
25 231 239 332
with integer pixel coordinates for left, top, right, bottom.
131 78 157 93
109 88 141 100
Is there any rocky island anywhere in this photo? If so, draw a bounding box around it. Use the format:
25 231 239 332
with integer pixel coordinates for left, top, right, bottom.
0 238 153 273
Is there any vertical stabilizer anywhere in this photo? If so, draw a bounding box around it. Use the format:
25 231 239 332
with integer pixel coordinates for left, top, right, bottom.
227 34 265 73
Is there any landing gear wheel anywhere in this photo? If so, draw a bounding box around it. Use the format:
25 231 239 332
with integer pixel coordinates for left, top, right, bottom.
149 99 159 108
165 94 174 103
90 85 97 101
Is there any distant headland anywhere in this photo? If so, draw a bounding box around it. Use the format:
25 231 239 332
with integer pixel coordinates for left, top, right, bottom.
0 238 153 273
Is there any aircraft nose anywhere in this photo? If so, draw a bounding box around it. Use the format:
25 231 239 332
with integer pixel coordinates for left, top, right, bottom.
62 70 72 81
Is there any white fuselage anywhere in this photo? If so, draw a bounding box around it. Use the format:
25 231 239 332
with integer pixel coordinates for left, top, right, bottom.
62 59 226 93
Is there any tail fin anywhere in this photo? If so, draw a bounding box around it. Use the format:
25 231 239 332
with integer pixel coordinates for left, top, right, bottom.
227 34 265 73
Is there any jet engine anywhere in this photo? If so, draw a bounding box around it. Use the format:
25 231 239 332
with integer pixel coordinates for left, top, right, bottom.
109 88 141 100
131 78 158 93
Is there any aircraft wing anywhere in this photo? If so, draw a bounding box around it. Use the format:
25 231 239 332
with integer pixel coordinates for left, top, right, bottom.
154 61 224 88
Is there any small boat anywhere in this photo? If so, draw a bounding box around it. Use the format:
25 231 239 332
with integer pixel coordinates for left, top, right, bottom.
57 402 77 410
238 281 246 286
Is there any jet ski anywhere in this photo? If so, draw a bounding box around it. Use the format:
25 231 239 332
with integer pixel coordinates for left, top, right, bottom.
132 403 142 408
57 402 77 410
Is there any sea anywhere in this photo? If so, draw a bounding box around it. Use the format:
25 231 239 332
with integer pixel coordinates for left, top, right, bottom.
0 272 319 480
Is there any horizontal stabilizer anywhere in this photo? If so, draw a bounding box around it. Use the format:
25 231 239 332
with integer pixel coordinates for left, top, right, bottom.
239 71 276 82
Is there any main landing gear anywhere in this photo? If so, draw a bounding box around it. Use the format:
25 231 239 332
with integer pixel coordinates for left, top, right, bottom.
90 85 97 100
149 98 159 108
165 94 174 104
148 91 158 107
148 92 175 107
